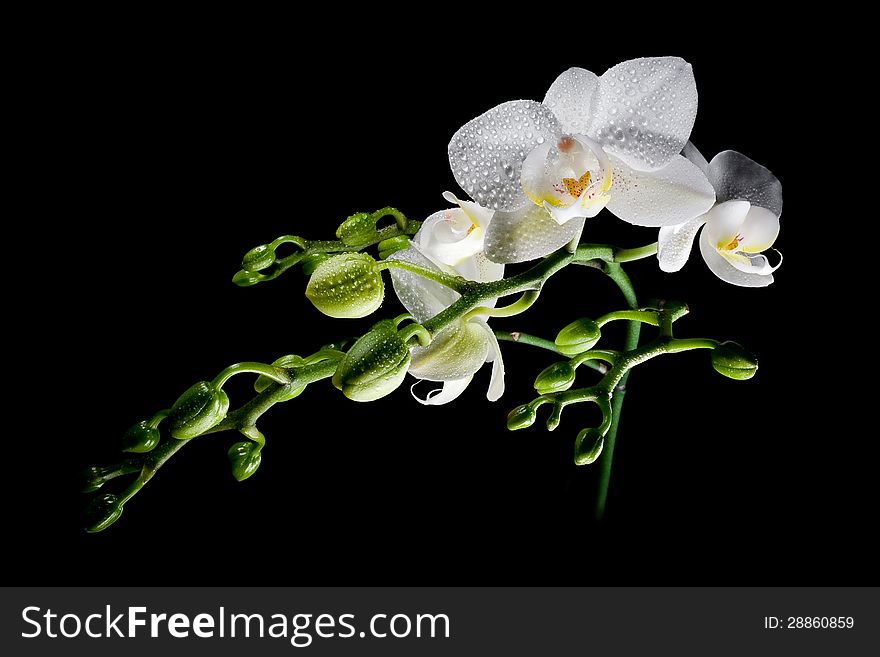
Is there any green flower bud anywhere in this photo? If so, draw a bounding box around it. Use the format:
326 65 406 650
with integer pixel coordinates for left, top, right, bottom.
332 319 410 402
534 362 577 395
336 212 376 246
121 420 161 453
555 318 602 356
301 253 331 276
167 381 230 440
241 244 276 272
232 269 267 287
507 404 537 431
711 342 758 381
84 493 123 533
574 428 605 465
305 252 385 319
378 235 411 260
254 354 307 401
228 442 262 482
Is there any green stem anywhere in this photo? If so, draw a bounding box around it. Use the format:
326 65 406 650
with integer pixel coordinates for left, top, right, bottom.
212 362 290 388
105 358 341 519
596 262 639 522
596 309 660 328
465 290 540 321
377 259 469 293
494 330 604 373
614 242 658 263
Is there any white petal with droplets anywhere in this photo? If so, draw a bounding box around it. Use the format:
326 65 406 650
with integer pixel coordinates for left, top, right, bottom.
388 246 460 323
483 203 585 263
658 215 707 272
543 67 600 134
708 150 783 216
448 100 562 211
605 153 715 227
590 57 698 171
409 321 490 381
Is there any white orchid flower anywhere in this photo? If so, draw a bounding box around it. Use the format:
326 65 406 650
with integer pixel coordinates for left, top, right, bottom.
388 195 506 405
657 147 783 287
448 57 716 264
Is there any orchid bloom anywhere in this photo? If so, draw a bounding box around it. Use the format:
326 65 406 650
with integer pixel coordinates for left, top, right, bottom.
448 57 716 264
388 195 506 405
657 147 783 287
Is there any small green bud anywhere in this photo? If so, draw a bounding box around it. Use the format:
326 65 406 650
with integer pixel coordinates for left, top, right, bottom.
555 318 602 356
336 212 376 246
574 428 605 465
121 421 161 453
228 442 262 482
507 405 537 431
300 253 331 276
241 244 276 272
378 235 411 260
232 269 266 287
167 381 230 440
254 354 307 401
84 493 123 533
711 342 758 381
305 252 385 319
534 362 577 395
332 319 410 402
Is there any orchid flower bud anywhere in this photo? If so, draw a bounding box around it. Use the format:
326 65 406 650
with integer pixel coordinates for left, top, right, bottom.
574 428 605 465
241 244 276 272
84 493 123 533
378 235 411 260
254 354 307 401
228 442 262 482
711 341 758 380
507 404 537 431
336 212 377 246
167 381 230 440
121 421 161 453
306 252 385 319
555 318 602 356
332 319 411 402
534 361 577 395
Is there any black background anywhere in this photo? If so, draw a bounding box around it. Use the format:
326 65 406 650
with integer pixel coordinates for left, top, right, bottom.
12 21 872 585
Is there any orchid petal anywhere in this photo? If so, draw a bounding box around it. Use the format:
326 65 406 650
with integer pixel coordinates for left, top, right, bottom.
724 250 782 275
543 67 600 135
411 376 473 406
454 250 505 285
483 202 585 264
703 200 751 247
475 318 505 402
442 191 494 231
416 209 484 267
409 321 490 381
708 150 783 216
388 246 460 323
606 153 715 227
657 215 707 272
738 205 780 253
590 57 698 171
699 229 773 287
448 100 562 211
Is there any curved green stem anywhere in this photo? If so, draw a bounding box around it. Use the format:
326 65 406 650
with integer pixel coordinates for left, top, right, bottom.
596 262 639 522
596 309 660 328
212 362 290 388
465 290 540 321
494 330 605 373
614 242 658 263
377 259 469 293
